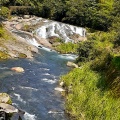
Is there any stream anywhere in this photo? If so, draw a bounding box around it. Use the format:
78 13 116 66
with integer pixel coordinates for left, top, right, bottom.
0 48 75 120
0 17 82 119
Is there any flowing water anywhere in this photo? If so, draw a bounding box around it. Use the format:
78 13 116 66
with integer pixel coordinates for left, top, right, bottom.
0 48 76 120
0 17 82 119
33 17 86 43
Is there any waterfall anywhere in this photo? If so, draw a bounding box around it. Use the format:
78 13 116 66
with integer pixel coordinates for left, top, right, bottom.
35 18 86 43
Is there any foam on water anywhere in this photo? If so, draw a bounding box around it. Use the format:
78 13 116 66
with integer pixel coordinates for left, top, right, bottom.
12 103 19 107
20 86 38 91
26 38 40 47
41 78 56 84
40 68 50 71
48 110 64 114
35 19 86 43
42 73 51 76
0 67 9 69
39 46 56 52
24 112 37 120
58 54 78 60
14 93 26 104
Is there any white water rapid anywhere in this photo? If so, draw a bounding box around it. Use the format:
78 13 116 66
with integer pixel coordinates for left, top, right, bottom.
34 18 86 43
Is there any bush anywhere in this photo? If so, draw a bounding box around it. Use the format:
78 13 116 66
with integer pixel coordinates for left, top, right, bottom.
0 7 9 18
55 42 79 54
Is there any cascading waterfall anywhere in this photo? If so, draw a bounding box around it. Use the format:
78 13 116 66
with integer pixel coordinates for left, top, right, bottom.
34 18 86 43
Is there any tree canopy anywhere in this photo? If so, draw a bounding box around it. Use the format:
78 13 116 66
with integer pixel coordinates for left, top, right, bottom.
0 0 119 31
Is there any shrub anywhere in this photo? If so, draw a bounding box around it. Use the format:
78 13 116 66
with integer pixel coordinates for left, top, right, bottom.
55 42 79 54
0 7 9 18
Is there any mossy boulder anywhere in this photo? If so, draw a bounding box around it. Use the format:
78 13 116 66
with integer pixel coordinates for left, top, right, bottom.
0 93 12 104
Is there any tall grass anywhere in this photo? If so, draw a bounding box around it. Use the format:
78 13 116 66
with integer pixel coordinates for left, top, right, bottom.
61 64 120 120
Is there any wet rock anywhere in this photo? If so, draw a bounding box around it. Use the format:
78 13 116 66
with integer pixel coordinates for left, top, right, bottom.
23 15 30 19
54 87 65 92
59 82 64 87
0 103 18 113
67 61 78 68
0 93 12 104
11 67 24 72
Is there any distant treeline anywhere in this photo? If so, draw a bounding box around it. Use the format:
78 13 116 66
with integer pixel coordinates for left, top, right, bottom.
0 0 120 32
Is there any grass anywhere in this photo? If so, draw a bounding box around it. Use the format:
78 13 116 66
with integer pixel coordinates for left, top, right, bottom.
60 30 120 120
60 64 120 120
0 25 17 60
55 42 79 54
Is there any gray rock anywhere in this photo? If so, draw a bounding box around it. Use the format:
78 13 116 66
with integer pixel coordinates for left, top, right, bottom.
67 61 78 68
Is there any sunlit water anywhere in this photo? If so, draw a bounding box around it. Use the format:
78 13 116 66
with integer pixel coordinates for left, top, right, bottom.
0 49 75 120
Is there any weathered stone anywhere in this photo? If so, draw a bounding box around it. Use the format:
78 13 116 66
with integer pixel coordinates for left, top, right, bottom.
23 15 30 19
0 103 18 113
11 67 24 72
0 93 12 104
59 82 64 87
54 87 65 92
67 61 78 68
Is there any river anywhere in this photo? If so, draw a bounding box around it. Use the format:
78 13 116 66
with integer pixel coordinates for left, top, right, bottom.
0 48 75 120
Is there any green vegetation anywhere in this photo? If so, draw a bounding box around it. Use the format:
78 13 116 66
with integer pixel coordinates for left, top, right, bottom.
0 0 120 119
0 6 9 18
55 42 79 54
18 53 27 58
61 65 120 120
0 51 10 59
60 31 120 119
0 24 5 37
0 0 115 31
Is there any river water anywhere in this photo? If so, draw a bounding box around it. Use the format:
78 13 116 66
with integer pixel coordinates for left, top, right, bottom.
0 48 75 120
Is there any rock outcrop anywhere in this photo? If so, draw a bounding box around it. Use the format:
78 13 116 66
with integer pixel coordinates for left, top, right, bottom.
0 93 24 120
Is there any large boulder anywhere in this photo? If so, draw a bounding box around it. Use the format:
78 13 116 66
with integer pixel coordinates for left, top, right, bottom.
11 67 24 72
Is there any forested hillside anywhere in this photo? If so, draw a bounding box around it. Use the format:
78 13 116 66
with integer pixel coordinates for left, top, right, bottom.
0 0 120 120
0 0 118 31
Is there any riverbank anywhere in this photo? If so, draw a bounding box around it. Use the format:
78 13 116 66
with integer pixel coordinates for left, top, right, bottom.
0 23 38 59
59 30 120 120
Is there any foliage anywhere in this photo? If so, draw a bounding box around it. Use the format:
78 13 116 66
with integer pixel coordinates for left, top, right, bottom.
18 53 27 58
55 42 79 54
0 0 115 31
0 6 9 18
0 25 4 37
59 2 120 118
0 51 10 59
60 65 120 120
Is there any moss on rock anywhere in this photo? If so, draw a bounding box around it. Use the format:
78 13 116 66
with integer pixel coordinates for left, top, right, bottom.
0 93 12 104
0 51 10 60
18 53 27 58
